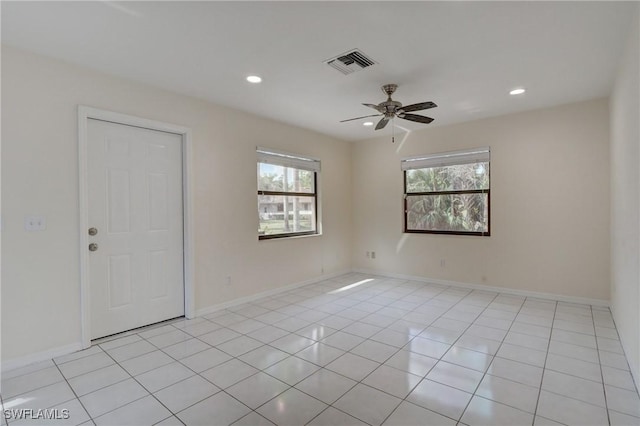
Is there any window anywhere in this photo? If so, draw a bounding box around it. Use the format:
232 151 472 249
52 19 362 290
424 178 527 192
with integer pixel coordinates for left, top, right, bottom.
257 147 320 239
402 147 490 236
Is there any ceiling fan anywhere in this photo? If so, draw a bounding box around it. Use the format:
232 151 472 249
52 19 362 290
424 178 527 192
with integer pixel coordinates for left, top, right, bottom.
341 83 437 130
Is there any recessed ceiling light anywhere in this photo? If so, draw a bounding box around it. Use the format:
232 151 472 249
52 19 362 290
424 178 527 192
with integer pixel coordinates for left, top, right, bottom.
510 88 526 95
363 122 374 126
246 75 262 83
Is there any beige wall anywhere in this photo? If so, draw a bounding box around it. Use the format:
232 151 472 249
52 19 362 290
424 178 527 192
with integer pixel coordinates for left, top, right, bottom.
1 46 352 363
0 42 622 369
610 6 640 388
352 99 610 302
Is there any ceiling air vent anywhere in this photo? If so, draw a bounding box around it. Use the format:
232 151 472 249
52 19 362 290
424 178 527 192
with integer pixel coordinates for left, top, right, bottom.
326 49 376 75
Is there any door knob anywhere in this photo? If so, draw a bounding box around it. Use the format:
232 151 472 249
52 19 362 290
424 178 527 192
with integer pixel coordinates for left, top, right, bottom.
89 243 99 252
88 227 98 236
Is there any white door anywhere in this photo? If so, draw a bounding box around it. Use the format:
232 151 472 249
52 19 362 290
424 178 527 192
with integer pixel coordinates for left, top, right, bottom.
87 118 184 339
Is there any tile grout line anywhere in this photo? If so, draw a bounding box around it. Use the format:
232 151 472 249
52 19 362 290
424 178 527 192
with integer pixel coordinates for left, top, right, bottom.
330 286 460 423
598 307 640 398
91 296 604 422
98 319 244 424
418 294 549 413
116 316 289 424
527 330 636 418
302 280 457 426
385 287 506 423
369 288 542 422
2 357 101 423
452 293 530 424
97 335 188 425
1 366 98 421
538 305 638 416
232 277 387 424
251 278 434 424
51 354 99 426
591 304 612 426
153 280 537 424
259 279 451 424
0 393 8 426
142 297 371 425
375 289 504 426
151 281 353 424
5 277 418 425
5 275 638 426
131 327 281 425
531 299 558 425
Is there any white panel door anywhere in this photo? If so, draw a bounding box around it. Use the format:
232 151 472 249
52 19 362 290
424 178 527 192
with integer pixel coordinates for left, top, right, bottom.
87 118 184 339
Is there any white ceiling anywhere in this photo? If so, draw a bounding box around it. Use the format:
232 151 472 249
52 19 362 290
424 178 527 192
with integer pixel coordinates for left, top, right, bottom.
1 1 636 141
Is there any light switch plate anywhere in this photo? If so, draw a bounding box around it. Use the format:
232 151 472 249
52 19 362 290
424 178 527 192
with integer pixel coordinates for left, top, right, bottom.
24 215 46 231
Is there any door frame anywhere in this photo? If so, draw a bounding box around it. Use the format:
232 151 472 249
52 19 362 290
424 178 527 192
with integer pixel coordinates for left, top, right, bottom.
78 105 195 349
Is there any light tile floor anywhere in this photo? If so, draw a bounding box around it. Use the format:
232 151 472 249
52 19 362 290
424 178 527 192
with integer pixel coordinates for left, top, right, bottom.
2 273 640 425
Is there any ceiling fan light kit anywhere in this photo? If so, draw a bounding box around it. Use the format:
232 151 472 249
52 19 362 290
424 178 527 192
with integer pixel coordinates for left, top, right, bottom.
340 84 437 140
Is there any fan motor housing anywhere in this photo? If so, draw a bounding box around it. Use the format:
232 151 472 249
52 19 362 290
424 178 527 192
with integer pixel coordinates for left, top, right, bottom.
382 84 398 96
381 100 402 113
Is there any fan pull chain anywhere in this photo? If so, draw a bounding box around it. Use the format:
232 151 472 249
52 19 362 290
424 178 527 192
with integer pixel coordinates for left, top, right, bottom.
392 118 395 143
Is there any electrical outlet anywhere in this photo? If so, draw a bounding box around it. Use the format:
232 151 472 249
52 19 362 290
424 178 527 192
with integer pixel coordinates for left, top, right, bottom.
371 251 376 259
226 275 232 286
24 215 46 231
366 251 370 258
440 259 446 268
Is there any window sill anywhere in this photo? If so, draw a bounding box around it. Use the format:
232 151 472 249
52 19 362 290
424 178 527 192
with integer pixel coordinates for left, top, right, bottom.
258 232 322 241
404 230 490 237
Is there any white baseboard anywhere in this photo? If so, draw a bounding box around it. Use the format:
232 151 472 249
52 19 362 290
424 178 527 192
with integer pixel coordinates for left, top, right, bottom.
2 342 83 373
352 268 610 307
195 269 351 317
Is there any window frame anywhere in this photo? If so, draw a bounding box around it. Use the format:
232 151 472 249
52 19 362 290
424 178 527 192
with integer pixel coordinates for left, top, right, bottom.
402 148 491 237
257 147 320 240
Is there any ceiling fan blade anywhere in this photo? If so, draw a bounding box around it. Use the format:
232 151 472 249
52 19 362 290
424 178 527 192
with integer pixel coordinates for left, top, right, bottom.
399 101 437 113
339 114 382 123
363 103 384 112
400 113 434 124
375 116 390 130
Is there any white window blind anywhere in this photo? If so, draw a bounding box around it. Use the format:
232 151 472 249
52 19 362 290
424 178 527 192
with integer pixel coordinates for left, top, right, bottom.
257 147 321 172
401 147 490 170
